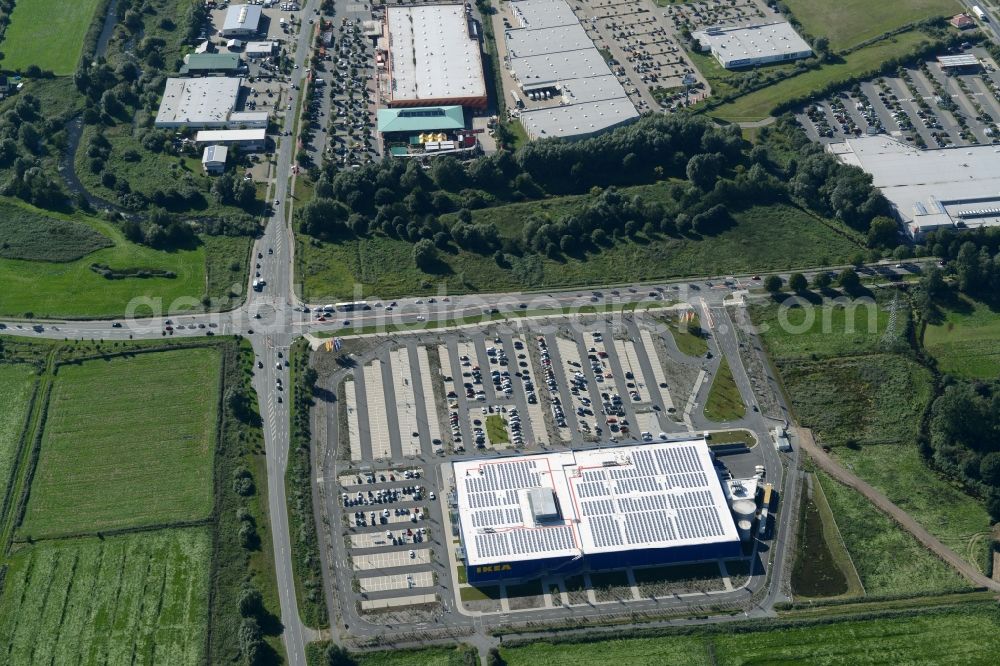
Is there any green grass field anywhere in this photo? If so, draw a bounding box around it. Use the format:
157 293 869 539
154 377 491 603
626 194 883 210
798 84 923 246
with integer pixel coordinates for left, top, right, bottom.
783 0 959 51
708 30 935 121
817 472 969 596
0 364 36 493
0 0 103 74
703 358 745 422
923 296 1000 379
751 297 894 361
500 604 1000 664
0 528 210 664
833 443 993 569
0 199 245 318
19 349 220 539
658 311 708 357
486 414 509 444
299 202 864 299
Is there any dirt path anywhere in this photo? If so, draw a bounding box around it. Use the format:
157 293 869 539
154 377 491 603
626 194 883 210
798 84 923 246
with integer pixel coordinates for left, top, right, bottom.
793 426 1000 592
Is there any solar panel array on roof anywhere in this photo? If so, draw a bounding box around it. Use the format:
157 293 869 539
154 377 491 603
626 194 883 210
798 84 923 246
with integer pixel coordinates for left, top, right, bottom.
453 440 738 566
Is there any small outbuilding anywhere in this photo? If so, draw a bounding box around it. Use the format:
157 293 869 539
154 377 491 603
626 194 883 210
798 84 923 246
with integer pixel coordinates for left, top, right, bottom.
202 145 229 174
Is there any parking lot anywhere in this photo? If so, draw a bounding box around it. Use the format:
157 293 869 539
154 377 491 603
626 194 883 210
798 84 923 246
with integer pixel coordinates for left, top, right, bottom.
321 308 774 621
798 47 1000 148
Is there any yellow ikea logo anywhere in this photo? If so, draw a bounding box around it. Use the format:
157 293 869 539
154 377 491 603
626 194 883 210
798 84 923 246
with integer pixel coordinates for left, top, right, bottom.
475 564 512 574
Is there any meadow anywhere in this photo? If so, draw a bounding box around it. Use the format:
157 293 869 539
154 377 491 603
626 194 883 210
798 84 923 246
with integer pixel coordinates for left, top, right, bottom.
703 358 745 422
782 0 960 51
0 205 112 262
0 0 103 74
922 295 1000 379
833 443 993 570
0 200 243 318
751 296 895 361
0 364 35 495
299 203 864 300
655 311 708 357
0 528 210 665
499 604 1000 665
707 30 935 122
816 472 970 596
19 348 220 539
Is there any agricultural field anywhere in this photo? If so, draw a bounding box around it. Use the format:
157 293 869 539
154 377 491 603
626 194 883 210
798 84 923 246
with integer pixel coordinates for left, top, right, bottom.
817 472 969 596
0 200 244 318
707 29 936 122
923 295 1000 379
703 358 745 422
782 0 960 51
19 348 220 539
499 604 1000 665
0 528 210 665
299 202 864 300
0 364 36 493
0 0 103 74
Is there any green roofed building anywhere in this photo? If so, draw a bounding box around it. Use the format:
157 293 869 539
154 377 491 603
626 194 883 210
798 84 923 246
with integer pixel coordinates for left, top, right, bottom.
180 53 241 75
376 106 466 135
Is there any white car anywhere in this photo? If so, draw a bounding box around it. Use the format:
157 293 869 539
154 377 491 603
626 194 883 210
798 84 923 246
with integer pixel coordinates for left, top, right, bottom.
408 549 416 559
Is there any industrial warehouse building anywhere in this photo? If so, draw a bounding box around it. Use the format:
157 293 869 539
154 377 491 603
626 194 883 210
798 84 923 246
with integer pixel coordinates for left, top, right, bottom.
221 4 263 37
154 77 242 128
693 22 812 69
503 0 638 140
453 439 742 585
382 4 487 109
195 128 267 151
829 136 1000 238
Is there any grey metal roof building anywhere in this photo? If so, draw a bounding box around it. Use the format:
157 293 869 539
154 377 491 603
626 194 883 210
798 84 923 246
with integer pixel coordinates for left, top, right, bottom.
519 98 639 140
454 439 740 584
222 4 263 36
510 0 578 29
693 22 812 69
828 136 1000 238
504 23 591 59
154 77 242 128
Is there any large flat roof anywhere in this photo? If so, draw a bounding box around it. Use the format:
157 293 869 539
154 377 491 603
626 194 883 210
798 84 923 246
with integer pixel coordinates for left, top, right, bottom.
223 4 262 33
180 53 241 73
511 48 612 88
454 439 738 566
694 22 812 68
504 23 591 59
829 136 1000 235
510 0 578 30
154 77 241 127
558 75 629 104
195 128 266 143
386 5 486 104
520 97 638 139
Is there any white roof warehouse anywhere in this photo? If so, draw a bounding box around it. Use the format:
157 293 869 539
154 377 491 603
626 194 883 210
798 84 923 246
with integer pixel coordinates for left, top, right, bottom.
693 22 812 69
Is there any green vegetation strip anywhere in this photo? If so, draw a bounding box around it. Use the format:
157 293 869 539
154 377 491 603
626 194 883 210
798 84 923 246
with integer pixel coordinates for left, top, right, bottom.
498 603 1000 664
703 358 745 422
19 348 220 540
0 365 36 497
485 414 509 444
0 528 211 664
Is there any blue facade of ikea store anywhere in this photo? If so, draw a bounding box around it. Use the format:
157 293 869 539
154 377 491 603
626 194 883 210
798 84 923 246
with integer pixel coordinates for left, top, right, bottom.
465 539 742 585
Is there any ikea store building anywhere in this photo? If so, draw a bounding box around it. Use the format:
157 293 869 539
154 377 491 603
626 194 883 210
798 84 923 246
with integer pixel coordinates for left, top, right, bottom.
453 438 741 585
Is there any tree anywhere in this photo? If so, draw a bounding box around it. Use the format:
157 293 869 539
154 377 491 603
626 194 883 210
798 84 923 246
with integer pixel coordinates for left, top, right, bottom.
788 272 807 292
486 647 506 666
763 275 782 293
238 617 263 665
838 267 862 294
981 452 1000 486
685 153 722 190
238 585 264 618
867 215 898 248
413 238 438 271
812 271 832 290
